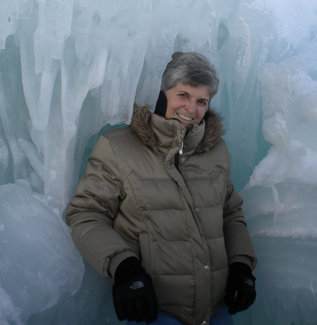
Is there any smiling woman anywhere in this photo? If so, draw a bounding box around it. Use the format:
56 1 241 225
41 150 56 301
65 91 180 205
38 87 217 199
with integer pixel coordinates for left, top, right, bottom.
66 51 257 325
165 82 210 127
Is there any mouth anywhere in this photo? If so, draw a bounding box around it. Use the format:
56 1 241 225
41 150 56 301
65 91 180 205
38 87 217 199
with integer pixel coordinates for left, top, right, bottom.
177 113 193 122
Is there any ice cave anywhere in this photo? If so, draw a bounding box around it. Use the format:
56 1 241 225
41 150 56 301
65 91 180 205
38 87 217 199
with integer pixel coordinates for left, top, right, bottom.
0 0 317 324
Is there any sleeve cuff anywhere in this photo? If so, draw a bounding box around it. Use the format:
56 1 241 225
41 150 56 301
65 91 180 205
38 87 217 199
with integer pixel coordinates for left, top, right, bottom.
107 251 139 280
228 255 253 270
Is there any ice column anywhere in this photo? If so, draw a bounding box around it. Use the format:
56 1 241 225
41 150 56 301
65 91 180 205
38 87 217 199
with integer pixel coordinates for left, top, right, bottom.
235 16 317 325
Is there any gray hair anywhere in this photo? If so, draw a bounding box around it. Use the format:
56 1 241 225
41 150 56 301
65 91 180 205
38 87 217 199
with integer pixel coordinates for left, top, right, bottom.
161 52 219 100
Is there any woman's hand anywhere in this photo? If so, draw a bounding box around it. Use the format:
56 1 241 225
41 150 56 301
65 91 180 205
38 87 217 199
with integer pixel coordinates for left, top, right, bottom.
112 257 158 324
224 262 256 315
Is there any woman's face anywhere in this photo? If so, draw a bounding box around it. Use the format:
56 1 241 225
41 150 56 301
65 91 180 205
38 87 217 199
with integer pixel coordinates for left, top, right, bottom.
165 82 210 127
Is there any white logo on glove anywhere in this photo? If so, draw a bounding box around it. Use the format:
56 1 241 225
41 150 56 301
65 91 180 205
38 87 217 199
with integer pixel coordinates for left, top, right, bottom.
129 281 145 290
245 279 254 286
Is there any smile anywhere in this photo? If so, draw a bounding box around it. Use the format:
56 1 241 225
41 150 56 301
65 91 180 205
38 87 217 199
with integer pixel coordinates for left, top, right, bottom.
177 113 193 121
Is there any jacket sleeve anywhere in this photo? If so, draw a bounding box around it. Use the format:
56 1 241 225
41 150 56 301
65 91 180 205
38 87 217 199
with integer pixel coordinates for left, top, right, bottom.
65 134 137 280
222 144 257 271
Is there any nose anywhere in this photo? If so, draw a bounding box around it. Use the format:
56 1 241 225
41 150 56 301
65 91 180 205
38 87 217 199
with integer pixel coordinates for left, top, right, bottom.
186 100 196 113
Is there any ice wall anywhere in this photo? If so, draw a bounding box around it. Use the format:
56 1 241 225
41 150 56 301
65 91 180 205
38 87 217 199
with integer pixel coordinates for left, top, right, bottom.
0 0 317 324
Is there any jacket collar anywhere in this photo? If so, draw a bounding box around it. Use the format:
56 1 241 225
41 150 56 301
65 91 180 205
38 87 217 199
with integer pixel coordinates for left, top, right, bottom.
130 106 224 156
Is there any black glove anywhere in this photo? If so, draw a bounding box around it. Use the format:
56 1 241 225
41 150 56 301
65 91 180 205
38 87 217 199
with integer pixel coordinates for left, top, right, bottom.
224 262 256 315
112 257 158 324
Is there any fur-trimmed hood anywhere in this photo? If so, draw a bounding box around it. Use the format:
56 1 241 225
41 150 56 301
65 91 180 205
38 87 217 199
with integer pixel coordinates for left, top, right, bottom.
130 106 225 154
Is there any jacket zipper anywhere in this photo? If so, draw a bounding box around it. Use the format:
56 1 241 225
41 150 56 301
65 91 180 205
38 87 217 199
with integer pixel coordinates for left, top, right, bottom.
176 126 189 171
179 142 184 155
175 152 180 171
175 140 184 171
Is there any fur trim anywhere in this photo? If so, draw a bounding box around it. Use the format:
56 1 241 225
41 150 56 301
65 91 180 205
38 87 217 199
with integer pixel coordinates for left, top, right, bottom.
196 109 225 153
131 106 225 153
130 106 159 153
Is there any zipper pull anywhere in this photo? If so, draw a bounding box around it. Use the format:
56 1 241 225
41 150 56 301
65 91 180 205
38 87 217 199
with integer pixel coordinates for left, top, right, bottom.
179 142 183 155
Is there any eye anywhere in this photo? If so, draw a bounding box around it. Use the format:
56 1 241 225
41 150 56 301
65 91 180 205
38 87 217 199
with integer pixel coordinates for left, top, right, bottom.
198 100 207 106
179 93 187 98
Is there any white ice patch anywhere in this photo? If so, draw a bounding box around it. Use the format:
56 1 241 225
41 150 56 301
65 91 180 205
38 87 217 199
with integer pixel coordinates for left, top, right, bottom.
0 286 23 325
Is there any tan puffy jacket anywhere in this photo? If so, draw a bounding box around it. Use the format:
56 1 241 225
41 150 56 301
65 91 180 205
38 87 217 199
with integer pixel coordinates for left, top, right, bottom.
66 107 257 325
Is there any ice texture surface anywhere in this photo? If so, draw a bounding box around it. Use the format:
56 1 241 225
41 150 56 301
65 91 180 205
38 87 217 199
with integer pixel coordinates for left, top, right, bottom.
0 181 84 324
0 0 317 324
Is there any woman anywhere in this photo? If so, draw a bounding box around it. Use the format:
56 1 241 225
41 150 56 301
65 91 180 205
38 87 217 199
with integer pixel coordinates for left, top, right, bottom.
66 52 257 325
